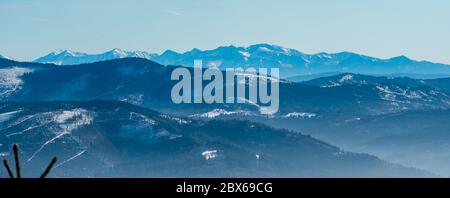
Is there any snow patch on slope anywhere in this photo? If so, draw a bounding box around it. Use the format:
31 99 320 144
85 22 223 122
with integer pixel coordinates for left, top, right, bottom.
239 51 251 61
190 109 253 118
0 110 22 123
202 150 218 160
27 109 94 162
339 74 354 83
160 114 191 124
283 112 317 118
129 112 156 125
0 67 33 97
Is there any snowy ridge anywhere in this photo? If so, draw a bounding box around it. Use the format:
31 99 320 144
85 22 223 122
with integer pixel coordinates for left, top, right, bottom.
160 114 191 124
152 44 450 78
0 108 94 162
27 108 94 162
34 48 156 65
0 110 22 123
28 44 450 79
0 54 11 60
201 150 218 160
283 112 317 118
129 112 156 125
189 109 253 118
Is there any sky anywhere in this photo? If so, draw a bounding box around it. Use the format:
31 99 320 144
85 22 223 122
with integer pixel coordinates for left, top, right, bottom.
1 0 449 64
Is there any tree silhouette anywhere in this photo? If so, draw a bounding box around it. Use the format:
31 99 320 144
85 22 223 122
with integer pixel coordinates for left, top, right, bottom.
2 144 58 178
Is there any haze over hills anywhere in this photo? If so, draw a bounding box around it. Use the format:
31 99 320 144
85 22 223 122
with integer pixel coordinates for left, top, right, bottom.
1 58 449 117
0 100 431 177
28 44 450 79
1 55 450 176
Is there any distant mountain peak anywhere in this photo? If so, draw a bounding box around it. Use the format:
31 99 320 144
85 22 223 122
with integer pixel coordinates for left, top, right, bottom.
248 43 279 49
29 44 450 78
108 48 128 55
184 48 202 55
0 54 11 60
34 48 156 65
50 49 87 57
190 47 201 52
389 55 413 63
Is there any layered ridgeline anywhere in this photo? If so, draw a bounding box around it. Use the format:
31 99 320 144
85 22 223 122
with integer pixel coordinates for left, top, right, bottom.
1 57 449 116
34 48 156 65
32 44 450 79
1 57 450 176
256 74 450 176
0 100 431 177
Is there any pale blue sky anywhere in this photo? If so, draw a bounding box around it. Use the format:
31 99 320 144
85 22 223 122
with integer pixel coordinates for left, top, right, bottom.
1 0 449 64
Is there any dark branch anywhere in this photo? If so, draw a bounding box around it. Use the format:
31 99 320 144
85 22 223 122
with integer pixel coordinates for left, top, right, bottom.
40 157 58 178
3 160 15 178
13 144 21 178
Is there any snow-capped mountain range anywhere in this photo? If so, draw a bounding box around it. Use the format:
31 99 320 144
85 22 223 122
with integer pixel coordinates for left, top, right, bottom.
34 48 156 65
29 44 450 78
